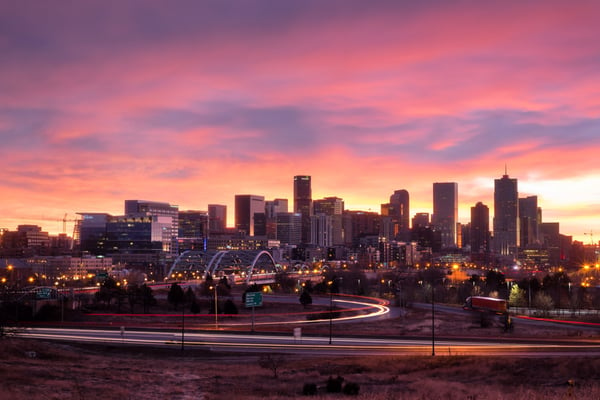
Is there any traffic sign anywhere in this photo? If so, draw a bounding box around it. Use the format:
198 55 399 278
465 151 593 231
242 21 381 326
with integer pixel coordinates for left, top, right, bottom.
245 292 263 308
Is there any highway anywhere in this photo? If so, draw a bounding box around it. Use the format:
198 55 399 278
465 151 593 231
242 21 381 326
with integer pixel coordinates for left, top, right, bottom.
11 326 600 357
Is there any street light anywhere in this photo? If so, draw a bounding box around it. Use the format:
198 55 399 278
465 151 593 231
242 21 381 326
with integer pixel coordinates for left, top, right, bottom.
431 282 435 356
181 299 185 351
328 277 341 345
210 285 218 329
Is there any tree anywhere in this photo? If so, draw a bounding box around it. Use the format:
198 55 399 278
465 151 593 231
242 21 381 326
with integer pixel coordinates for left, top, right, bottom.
127 283 139 313
299 290 312 308
224 299 238 314
190 299 201 314
258 354 285 379
185 287 197 304
509 285 527 307
167 283 185 310
485 270 506 297
533 292 554 316
140 284 156 313
543 272 570 308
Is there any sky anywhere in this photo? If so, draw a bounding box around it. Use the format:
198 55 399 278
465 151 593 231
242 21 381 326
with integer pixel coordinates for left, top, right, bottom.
1 0 600 243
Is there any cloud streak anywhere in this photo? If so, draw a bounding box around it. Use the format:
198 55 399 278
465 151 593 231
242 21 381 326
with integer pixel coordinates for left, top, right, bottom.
1 1 600 240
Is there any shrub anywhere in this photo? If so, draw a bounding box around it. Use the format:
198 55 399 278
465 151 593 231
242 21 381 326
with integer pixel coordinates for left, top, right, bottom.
343 382 360 395
326 375 344 393
302 383 317 396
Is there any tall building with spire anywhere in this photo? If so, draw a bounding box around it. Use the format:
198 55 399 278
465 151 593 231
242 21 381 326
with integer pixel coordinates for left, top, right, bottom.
432 182 458 249
293 175 312 244
493 171 519 256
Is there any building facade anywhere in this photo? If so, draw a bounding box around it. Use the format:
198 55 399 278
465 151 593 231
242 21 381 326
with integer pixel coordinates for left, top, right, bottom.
293 175 312 244
208 204 227 233
432 182 458 249
234 195 265 237
124 200 179 254
493 174 519 256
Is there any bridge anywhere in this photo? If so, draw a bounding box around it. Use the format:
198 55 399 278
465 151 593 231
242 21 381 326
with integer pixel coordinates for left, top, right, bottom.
167 250 331 285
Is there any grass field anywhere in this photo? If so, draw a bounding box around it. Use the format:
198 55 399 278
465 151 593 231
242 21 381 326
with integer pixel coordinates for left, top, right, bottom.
1 336 599 400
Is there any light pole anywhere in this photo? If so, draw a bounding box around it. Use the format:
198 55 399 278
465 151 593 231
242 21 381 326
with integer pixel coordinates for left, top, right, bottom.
328 277 341 345
431 282 435 356
329 285 333 344
181 301 185 351
210 284 218 329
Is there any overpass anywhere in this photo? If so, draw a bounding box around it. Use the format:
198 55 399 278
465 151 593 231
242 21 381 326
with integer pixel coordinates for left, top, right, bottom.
167 250 330 285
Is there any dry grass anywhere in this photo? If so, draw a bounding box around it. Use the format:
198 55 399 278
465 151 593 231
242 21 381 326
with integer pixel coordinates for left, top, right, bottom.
1 338 600 400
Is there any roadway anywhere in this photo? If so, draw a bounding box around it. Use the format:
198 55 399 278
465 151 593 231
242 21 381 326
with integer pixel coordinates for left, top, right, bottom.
12 326 600 357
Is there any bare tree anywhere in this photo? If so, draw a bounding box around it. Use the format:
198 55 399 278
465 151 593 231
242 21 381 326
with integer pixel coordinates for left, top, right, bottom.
258 354 285 379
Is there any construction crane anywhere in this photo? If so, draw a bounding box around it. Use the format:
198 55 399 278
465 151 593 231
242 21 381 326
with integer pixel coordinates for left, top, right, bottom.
584 230 594 246
60 213 79 235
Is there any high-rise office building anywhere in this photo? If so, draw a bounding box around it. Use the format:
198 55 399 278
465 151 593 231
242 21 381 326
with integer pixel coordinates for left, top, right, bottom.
311 214 333 247
343 210 380 247
235 195 265 236
178 210 209 251
313 197 344 245
265 199 288 219
265 199 289 239
124 200 179 253
313 197 344 216
208 204 227 233
294 175 312 244
412 213 430 229
493 173 519 256
276 212 302 245
519 196 540 248
105 214 171 253
77 213 111 254
432 182 458 249
382 189 410 241
470 202 489 254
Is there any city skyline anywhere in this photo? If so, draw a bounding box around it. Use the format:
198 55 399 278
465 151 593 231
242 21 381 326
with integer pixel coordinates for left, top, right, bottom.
2 1 600 242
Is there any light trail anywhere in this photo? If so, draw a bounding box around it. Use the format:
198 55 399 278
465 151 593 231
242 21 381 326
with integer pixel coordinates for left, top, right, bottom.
15 327 600 357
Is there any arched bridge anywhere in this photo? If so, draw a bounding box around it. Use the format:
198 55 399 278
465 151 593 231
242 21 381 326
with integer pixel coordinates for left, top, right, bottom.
168 250 282 285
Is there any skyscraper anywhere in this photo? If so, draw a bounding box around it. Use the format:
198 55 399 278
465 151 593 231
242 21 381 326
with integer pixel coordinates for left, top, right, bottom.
313 197 344 246
383 189 410 241
470 202 490 255
208 204 227 233
276 212 302 245
234 195 265 236
293 175 312 244
493 173 519 256
265 199 288 240
124 200 179 253
432 182 458 249
178 210 209 251
519 196 540 248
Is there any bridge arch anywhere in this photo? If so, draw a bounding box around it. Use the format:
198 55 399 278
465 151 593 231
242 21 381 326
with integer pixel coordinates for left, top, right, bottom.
169 249 280 285
207 250 280 284
168 250 214 279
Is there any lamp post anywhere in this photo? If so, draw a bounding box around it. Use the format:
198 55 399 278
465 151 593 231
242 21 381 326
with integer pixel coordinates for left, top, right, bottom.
210 284 218 329
181 300 185 351
431 282 435 356
328 277 341 345
329 284 333 345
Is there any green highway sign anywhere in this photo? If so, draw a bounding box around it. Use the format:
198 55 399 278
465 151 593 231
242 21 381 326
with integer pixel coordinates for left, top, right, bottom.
245 291 263 308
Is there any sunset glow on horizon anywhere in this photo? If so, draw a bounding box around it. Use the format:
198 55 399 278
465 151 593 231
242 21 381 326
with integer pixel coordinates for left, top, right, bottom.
2 1 600 243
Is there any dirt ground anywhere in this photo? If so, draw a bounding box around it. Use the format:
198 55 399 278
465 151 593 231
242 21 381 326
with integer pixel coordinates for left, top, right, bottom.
3 298 600 399
1 336 599 400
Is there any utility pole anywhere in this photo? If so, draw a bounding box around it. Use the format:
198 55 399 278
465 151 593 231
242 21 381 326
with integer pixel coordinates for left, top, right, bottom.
431 283 435 356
